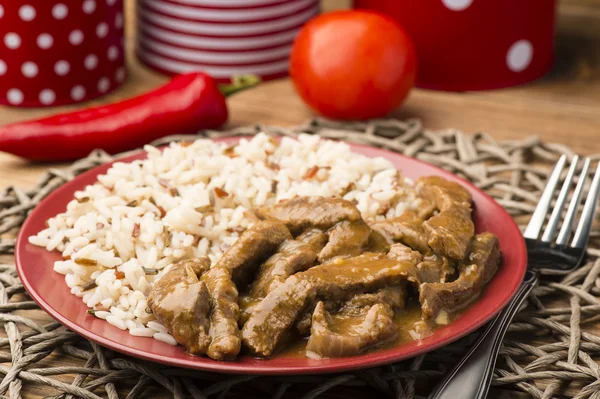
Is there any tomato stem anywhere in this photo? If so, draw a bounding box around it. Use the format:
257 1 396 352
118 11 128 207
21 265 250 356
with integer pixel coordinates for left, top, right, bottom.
219 75 261 97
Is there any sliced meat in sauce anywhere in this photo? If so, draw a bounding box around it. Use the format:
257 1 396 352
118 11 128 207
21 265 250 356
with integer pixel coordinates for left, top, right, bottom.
250 240 318 299
366 230 392 253
296 228 328 253
296 285 406 336
305 301 397 358
215 220 291 286
242 253 417 357
242 276 316 357
424 206 474 261
419 253 456 283
419 232 500 323
370 211 430 254
387 243 423 265
318 220 371 263
416 176 475 260
148 258 212 355
388 243 456 284
415 198 437 219
254 196 361 235
416 176 472 210
240 234 322 325
201 267 241 360
342 286 406 314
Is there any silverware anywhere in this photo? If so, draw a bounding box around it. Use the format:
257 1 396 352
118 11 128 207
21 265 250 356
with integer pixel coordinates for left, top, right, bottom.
429 154 600 399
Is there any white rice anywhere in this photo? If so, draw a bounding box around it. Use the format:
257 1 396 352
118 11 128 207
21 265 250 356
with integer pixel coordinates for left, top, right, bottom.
29 133 421 344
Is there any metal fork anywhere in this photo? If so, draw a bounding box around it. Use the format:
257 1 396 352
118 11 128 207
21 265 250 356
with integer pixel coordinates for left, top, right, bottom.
429 154 600 399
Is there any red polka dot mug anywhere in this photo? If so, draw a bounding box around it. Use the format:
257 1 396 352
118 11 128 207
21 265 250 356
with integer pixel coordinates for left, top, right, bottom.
0 0 126 107
355 0 556 91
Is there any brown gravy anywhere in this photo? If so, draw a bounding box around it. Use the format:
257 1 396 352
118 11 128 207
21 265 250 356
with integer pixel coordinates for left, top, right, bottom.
274 300 460 359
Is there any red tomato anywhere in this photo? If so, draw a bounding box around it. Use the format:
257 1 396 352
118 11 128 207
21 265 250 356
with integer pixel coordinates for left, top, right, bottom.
290 10 417 120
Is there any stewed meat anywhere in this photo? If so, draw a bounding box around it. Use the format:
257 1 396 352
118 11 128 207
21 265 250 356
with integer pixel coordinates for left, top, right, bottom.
148 258 212 355
419 253 456 283
388 243 455 284
215 220 291 286
415 198 437 219
147 182 500 361
370 211 431 254
342 286 406 314
387 243 423 265
318 220 371 262
366 230 392 253
416 176 474 260
254 196 361 234
250 239 319 298
201 267 241 360
242 253 418 357
424 206 474 261
296 228 329 253
416 176 472 210
305 301 397 358
296 286 406 335
239 239 319 325
242 276 316 357
419 232 500 322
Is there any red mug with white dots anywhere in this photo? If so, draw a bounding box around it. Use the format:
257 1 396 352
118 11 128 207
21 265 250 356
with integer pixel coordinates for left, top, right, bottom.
355 0 556 91
0 0 126 107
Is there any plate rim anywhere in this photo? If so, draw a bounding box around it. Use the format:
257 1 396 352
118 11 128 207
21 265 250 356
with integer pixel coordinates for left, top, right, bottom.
16 136 527 375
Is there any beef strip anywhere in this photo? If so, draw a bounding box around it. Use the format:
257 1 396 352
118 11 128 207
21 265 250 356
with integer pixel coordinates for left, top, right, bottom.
387 243 455 284
424 206 474 260
242 276 317 357
419 232 500 323
242 253 417 357
415 198 437 219
254 196 362 235
296 286 406 335
369 211 431 254
250 240 318 300
201 267 241 360
318 220 371 263
416 176 472 210
148 258 212 355
342 286 406 314
416 176 474 260
296 228 328 253
387 243 423 265
305 301 397 358
215 220 291 286
239 232 325 327
366 230 391 253
419 254 456 283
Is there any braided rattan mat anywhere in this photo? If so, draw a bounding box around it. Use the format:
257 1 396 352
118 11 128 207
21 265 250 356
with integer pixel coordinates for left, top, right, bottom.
1 118 600 399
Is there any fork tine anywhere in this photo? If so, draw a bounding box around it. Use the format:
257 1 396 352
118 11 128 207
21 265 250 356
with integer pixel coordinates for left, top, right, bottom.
571 161 600 248
556 158 591 246
524 154 567 240
541 156 580 243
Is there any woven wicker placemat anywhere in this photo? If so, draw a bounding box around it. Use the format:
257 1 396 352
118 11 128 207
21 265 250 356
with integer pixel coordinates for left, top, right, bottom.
1 118 599 399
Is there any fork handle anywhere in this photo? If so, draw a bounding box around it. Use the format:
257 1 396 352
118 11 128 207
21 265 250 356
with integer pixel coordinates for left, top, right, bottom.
428 270 538 399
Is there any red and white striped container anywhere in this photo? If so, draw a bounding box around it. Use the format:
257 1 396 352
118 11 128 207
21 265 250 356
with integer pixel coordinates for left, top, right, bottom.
355 0 556 91
0 0 126 107
136 0 320 82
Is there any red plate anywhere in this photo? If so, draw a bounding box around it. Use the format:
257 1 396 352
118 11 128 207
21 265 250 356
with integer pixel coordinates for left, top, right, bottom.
16 138 527 375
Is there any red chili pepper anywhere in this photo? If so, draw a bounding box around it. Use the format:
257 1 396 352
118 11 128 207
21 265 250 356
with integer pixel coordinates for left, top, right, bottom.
0 73 259 162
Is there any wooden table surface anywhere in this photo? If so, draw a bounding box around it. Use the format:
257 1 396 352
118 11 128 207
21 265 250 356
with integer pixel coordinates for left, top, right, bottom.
1 0 599 398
